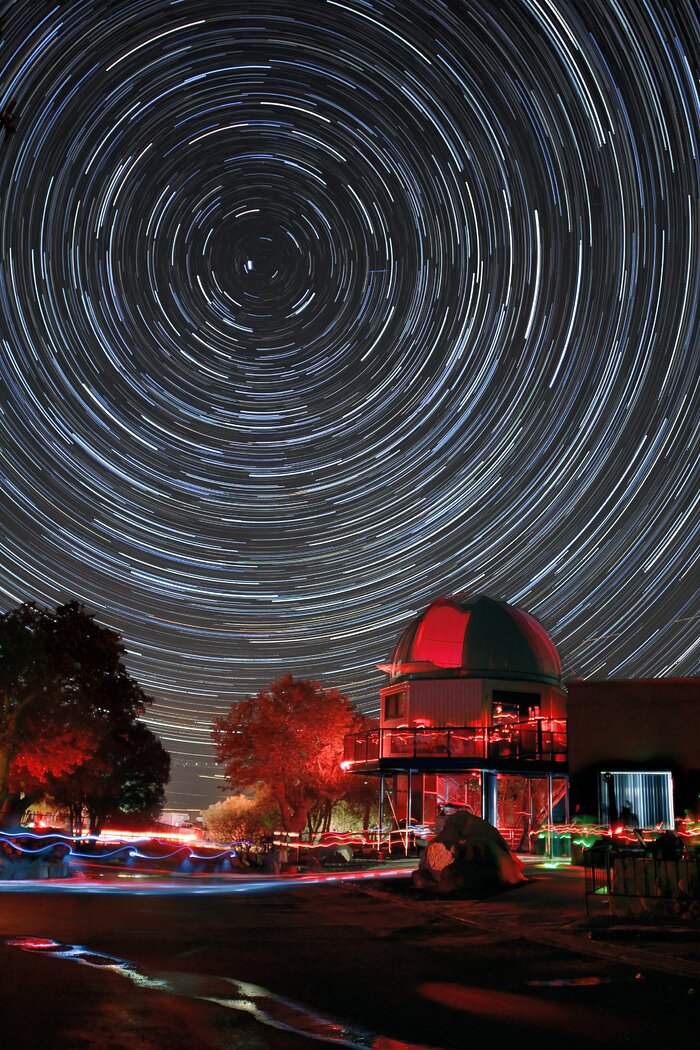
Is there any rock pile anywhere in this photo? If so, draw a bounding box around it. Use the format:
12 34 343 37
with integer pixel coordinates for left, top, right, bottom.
0 840 71 880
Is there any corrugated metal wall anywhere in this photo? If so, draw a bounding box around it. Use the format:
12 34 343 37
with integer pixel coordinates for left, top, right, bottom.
379 677 567 727
406 679 485 725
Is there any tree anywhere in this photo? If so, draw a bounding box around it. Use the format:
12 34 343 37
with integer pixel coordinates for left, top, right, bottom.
114 721 170 824
49 720 170 835
0 600 153 826
213 674 372 835
313 770 378 834
202 786 278 844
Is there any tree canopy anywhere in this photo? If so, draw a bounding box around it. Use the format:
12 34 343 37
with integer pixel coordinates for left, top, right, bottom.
49 719 170 835
0 600 167 828
212 674 374 834
202 786 278 845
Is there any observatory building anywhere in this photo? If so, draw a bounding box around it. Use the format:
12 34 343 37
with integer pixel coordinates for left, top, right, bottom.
344 595 569 853
344 593 700 855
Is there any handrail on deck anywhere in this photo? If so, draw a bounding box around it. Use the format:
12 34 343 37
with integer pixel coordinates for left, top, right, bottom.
343 720 567 766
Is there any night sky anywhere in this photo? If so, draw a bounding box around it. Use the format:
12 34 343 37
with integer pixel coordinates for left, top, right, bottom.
1 0 698 810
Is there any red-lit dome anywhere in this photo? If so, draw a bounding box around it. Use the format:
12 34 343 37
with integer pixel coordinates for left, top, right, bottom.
380 595 562 686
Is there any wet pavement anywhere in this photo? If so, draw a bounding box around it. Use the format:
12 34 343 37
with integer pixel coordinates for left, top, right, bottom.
0 862 698 1048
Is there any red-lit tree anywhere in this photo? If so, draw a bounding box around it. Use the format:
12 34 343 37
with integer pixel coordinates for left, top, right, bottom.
314 761 378 834
0 600 156 827
48 719 170 836
306 715 378 833
213 674 373 836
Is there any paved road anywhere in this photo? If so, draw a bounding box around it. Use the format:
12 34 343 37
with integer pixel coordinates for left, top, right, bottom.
0 868 698 1048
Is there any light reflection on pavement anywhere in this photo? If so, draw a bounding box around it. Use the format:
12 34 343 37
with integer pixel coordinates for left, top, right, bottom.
4 935 442 1050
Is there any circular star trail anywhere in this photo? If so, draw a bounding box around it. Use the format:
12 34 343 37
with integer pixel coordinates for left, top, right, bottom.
0 0 698 806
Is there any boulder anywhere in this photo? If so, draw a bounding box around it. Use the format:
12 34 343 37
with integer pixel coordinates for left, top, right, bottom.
412 811 525 895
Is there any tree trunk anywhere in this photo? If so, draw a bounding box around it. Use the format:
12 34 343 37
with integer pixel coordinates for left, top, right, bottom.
69 803 82 838
0 791 38 831
307 806 321 836
274 784 308 836
88 808 104 837
286 811 308 836
0 796 11 828
284 805 309 836
0 748 12 826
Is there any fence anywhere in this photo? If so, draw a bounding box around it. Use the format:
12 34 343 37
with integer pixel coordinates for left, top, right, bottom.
584 845 700 919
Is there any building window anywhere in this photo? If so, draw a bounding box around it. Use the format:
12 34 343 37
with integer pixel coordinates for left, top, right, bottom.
384 690 406 720
599 771 674 829
492 690 540 722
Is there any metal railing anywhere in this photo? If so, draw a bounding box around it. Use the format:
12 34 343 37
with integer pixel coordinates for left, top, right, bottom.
583 845 613 915
344 721 567 766
584 845 700 917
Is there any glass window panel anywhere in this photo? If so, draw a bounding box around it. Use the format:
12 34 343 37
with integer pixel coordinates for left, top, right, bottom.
599 771 674 829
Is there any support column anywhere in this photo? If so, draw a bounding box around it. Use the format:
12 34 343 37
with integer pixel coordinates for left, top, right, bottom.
378 774 384 855
546 774 553 859
565 777 571 858
482 771 498 826
406 769 412 856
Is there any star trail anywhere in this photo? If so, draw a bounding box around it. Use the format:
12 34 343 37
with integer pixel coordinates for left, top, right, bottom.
0 0 698 807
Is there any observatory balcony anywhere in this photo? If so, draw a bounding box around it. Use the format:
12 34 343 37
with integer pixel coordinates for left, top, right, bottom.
343 719 567 770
